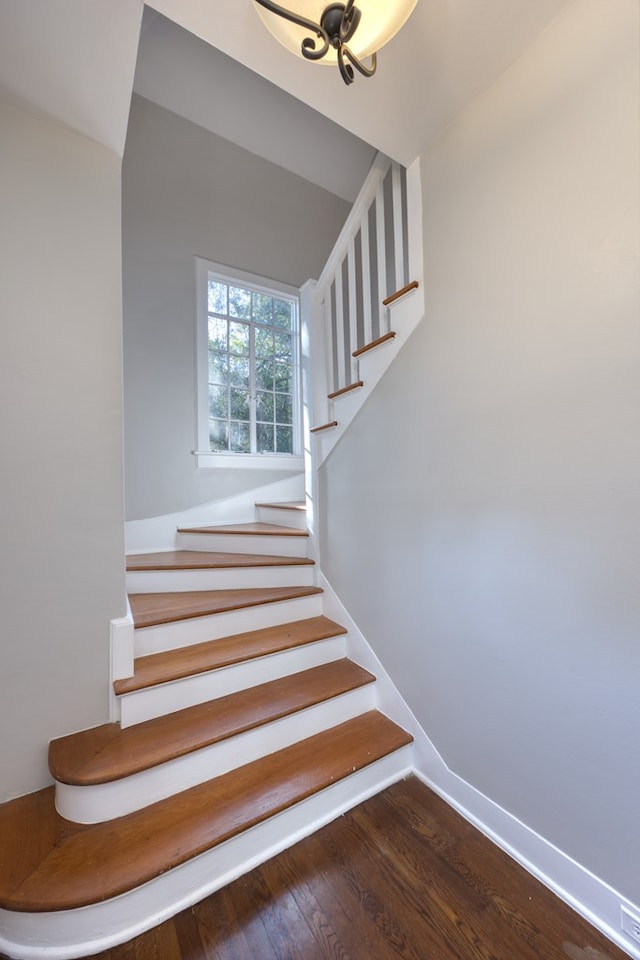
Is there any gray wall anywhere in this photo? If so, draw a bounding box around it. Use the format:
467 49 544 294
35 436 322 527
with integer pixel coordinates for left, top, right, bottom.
0 103 126 800
122 95 351 520
319 0 639 902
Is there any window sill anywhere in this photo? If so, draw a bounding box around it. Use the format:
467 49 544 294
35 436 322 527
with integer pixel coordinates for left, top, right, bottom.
194 451 304 471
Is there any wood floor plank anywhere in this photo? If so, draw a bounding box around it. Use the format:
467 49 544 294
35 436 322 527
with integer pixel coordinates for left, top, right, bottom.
128 586 323 629
114 616 347 695
382 778 610 960
342 795 534 960
195 877 280 960
126 551 314 571
260 844 356 960
50 660 375 785
248 863 319 960
366 785 541 952
298 819 433 960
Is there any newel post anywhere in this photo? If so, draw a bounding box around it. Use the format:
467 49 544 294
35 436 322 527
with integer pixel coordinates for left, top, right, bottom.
299 278 328 557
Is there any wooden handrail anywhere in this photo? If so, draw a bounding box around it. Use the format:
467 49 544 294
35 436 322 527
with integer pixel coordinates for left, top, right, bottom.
382 280 419 307
327 381 364 401
352 332 396 358
310 421 338 434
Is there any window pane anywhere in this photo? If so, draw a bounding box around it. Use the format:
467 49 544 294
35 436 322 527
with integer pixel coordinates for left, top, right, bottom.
276 425 293 454
255 359 274 392
275 393 292 424
229 321 249 356
273 299 293 328
209 352 228 384
228 286 251 318
230 388 250 421
209 419 228 452
208 316 227 351
228 355 249 387
201 269 299 459
209 385 228 419
255 327 274 358
230 421 250 453
257 422 275 453
208 280 227 315
256 391 274 421
274 331 292 361
253 293 273 324
274 363 291 393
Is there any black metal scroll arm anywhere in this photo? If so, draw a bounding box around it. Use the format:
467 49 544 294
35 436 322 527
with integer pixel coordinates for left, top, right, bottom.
338 45 377 85
253 0 378 84
253 0 331 60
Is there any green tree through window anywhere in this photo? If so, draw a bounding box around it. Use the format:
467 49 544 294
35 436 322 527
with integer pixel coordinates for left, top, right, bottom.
206 276 298 456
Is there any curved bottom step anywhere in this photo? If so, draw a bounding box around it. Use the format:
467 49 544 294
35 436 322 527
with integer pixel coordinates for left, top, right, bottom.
0 715 413 960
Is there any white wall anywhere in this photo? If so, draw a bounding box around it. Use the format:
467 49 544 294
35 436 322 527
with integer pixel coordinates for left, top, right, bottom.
0 104 126 800
122 95 351 520
134 11 376 203
319 0 640 904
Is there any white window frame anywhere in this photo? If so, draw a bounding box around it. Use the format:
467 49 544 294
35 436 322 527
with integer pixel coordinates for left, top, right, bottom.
195 257 304 470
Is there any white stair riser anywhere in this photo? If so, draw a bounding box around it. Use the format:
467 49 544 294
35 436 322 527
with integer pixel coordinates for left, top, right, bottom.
133 593 324 657
1 749 414 960
119 635 347 726
57 685 376 823
126 564 315 594
255 506 307 530
177 532 308 557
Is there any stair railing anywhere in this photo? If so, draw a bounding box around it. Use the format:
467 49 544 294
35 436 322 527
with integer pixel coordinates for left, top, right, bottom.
314 153 413 396
299 151 423 535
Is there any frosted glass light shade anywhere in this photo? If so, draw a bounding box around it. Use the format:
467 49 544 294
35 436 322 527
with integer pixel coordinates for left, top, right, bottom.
252 0 418 65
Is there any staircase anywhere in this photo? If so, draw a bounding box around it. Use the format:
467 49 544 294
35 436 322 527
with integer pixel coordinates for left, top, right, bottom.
0 501 413 959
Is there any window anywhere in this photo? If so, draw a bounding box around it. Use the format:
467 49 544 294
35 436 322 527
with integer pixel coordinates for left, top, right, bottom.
195 259 303 469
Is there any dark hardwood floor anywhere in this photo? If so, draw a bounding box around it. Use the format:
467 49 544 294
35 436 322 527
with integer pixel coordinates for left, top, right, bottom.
89 776 627 960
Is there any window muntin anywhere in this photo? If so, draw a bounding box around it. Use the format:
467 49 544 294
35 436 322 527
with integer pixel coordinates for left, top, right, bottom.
197 261 301 464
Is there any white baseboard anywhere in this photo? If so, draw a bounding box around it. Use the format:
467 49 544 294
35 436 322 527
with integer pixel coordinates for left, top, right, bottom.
125 475 304 554
319 572 640 960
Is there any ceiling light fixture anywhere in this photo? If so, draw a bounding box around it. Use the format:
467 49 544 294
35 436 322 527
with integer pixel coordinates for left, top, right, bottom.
252 0 418 85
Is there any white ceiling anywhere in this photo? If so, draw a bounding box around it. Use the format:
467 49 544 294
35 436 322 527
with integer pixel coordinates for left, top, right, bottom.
0 0 571 191
148 0 571 166
0 0 141 156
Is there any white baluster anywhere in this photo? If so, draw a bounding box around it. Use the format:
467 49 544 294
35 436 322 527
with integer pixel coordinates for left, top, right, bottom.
375 183 387 334
347 238 358 383
360 213 373 350
334 261 346 391
392 162 405 295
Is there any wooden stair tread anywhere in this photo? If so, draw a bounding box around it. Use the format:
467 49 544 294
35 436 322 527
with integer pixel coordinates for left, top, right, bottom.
50 661 375 785
1 713 413 912
255 501 306 511
310 420 338 433
382 279 419 306
352 331 396 358
114 616 348 695
126 550 314 572
129 585 323 629
327 380 364 400
178 522 308 537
